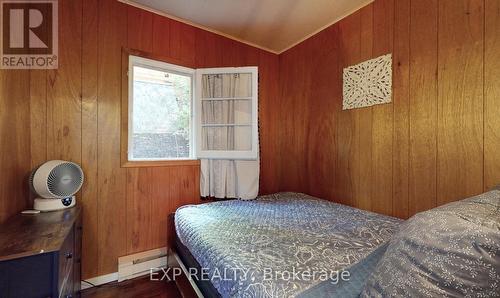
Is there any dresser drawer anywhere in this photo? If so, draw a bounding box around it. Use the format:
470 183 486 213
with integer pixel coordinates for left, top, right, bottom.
58 226 75 297
0 253 55 298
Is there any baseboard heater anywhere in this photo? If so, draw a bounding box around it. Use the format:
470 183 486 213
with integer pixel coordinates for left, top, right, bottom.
118 247 168 282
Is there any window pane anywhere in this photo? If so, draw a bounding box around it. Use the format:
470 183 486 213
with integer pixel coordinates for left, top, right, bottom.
201 100 252 125
201 73 252 98
199 71 254 157
201 126 252 151
131 65 191 160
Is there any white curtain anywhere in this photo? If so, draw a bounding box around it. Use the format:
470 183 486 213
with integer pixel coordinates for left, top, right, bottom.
200 73 259 200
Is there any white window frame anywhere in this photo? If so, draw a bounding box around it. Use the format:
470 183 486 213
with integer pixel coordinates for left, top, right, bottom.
128 55 196 161
195 67 258 160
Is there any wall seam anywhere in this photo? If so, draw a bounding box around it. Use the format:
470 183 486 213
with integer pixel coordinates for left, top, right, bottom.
482 0 486 191
96 0 100 276
391 0 396 217
435 0 439 208
408 0 413 216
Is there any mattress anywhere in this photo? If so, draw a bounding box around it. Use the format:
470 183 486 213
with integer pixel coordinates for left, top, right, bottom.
175 192 402 297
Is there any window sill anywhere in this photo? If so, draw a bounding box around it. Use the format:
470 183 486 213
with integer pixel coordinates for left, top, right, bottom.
121 159 200 168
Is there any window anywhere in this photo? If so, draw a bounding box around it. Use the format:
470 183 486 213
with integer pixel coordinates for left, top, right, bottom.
126 54 258 164
128 56 195 161
195 67 258 160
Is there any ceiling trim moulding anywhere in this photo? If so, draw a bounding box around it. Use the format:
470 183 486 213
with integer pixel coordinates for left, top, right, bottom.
118 0 374 55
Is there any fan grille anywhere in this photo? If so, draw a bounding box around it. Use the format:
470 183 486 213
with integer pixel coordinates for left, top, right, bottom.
47 162 84 197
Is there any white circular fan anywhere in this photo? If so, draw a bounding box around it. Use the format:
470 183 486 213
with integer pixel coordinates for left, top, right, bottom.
30 160 84 212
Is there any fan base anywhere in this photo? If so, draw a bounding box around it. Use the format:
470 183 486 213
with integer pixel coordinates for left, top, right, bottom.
34 196 76 212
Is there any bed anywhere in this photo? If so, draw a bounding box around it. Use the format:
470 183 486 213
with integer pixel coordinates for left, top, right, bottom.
173 192 402 297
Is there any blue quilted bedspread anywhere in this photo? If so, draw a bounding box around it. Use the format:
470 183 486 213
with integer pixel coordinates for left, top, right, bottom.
175 192 401 297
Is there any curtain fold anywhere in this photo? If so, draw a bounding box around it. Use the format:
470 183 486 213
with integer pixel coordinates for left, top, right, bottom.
200 73 259 200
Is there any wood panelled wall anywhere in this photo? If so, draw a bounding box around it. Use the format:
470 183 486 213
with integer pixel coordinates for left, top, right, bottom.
1 0 499 281
279 0 500 219
0 0 280 279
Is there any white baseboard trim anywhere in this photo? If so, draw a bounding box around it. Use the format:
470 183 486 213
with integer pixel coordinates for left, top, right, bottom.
80 247 169 290
118 247 168 282
81 272 118 290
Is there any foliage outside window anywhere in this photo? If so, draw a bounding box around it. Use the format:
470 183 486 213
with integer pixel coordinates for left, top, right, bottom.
128 56 195 161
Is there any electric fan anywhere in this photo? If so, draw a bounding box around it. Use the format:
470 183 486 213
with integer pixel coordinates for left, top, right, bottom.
29 160 84 212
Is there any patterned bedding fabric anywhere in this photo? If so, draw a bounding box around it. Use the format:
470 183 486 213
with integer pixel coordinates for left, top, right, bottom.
298 242 390 298
361 189 500 297
175 192 402 297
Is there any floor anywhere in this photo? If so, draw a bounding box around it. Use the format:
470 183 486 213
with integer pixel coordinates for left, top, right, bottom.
81 276 181 298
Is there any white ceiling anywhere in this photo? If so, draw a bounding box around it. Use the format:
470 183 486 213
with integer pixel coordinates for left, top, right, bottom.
123 0 373 54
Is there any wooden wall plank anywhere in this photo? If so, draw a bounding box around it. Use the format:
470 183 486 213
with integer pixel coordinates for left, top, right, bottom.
28 2 48 176
46 0 82 162
356 4 373 211
334 11 361 206
291 44 309 194
125 5 154 255
392 0 410 219
127 6 153 52
240 44 260 66
0 69 30 223
408 0 438 216
437 0 484 205
485 0 500 190
222 39 243 67
278 44 310 192
150 166 199 248
303 25 339 200
97 0 127 275
169 20 196 65
30 71 47 169
126 168 153 253
81 0 99 280
170 166 200 212
29 70 47 171
150 167 172 248
258 50 281 194
371 0 394 216
221 39 260 67
152 15 171 56
195 29 223 68
29 70 47 209
154 167 199 249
